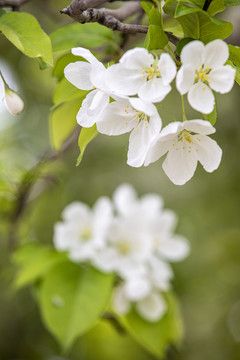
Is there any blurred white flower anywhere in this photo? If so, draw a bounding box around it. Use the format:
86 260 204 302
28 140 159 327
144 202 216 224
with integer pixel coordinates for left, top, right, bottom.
97 97 162 167
176 39 235 114
53 197 113 262
105 47 176 103
145 119 222 185
64 47 110 128
113 283 167 323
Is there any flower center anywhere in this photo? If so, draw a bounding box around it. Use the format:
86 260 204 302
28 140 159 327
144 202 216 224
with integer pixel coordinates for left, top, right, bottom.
142 58 161 81
79 227 92 241
117 240 131 255
171 130 201 153
195 65 212 85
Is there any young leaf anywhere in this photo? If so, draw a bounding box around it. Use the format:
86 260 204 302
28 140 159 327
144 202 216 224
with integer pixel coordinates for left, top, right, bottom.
50 98 83 150
202 101 217 125
39 262 114 350
13 243 67 290
77 125 98 166
145 7 168 50
0 12 53 65
50 23 113 54
228 45 240 68
53 78 88 106
119 293 183 358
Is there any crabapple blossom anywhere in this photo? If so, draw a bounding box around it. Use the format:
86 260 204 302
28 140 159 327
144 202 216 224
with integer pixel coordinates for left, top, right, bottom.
113 284 167 322
64 47 110 128
144 119 222 185
96 98 162 167
105 47 177 103
53 197 112 262
176 39 236 114
113 183 189 262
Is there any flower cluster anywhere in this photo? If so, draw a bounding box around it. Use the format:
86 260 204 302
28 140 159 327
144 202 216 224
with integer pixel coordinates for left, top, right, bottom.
54 184 189 322
64 40 235 185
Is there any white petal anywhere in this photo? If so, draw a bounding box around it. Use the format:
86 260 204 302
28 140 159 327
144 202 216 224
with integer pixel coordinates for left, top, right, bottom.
62 201 89 222
158 53 177 85
195 134 222 172
92 248 118 273
138 78 171 103
159 235 190 261
105 64 145 96
188 82 214 114
93 196 113 230
127 113 161 167
64 62 93 90
129 98 158 117
113 285 131 314
162 146 198 185
176 65 195 95
183 119 216 135
71 47 100 65
120 47 153 68
208 65 235 94
140 194 163 216
87 90 109 116
136 293 167 322
53 223 73 251
113 183 137 217
181 40 205 68
144 137 172 166
204 39 229 68
124 278 151 301
76 90 98 127
97 100 136 135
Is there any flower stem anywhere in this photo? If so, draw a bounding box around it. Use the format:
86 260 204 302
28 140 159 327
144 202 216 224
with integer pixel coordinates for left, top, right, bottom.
167 44 176 61
0 70 8 88
181 95 187 121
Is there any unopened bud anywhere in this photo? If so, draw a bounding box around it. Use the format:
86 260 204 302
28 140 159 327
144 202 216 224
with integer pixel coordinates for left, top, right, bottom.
4 88 24 115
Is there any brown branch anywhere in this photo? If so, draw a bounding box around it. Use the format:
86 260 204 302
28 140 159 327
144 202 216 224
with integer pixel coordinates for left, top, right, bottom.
61 0 179 45
8 128 80 251
0 0 30 6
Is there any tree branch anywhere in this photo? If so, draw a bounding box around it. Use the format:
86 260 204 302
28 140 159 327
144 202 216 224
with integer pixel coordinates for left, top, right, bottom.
203 0 212 11
0 0 30 7
61 0 179 45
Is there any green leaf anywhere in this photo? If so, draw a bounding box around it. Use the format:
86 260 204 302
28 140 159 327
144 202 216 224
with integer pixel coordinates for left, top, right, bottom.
0 9 6 17
119 293 183 358
13 243 67 290
53 78 88 106
163 0 178 16
226 60 240 86
225 0 240 5
50 98 82 150
50 23 113 54
146 7 168 50
207 0 227 15
202 101 217 125
39 262 114 350
53 53 82 80
77 125 98 166
175 5 233 43
0 12 53 65
228 45 240 67
140 1 153 14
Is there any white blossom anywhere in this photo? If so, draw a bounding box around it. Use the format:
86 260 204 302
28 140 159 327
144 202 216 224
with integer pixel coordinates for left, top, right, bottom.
113 284 167 322
105 47 176 103
53 197 113 262
64 47 110 128
144 119 222 185
176 39 236 114
97 98 162 167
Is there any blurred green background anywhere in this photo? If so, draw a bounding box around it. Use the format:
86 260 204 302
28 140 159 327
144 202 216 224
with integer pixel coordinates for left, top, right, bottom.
0 1 240 359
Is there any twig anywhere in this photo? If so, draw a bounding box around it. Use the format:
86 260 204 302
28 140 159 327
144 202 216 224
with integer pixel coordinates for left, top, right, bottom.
8 128 80 251
102 312 126 334
203 0 212 11
61 1 179 45
0 0 30 7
